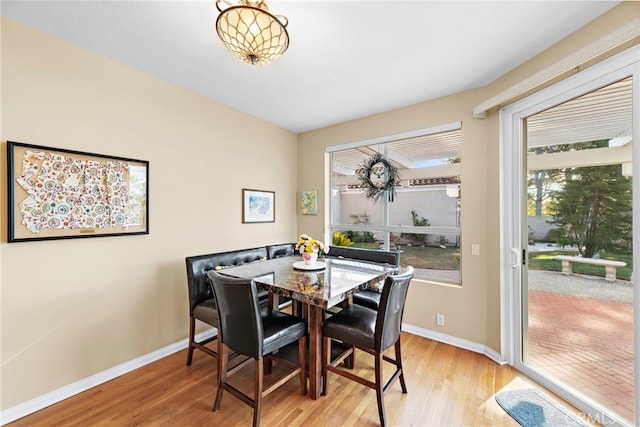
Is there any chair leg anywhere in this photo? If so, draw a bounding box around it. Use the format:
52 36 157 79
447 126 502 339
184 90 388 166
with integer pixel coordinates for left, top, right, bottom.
253 358 264 427
395 339 407 393
213 343 228 411
215 331 223 383
186 316 195 366
345 345 355 369
322 336 330 396
299 335 307 396
375 352 387 427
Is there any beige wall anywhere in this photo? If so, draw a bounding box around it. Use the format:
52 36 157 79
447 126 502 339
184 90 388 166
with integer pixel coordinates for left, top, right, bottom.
299 89 492 346
0 18 297 409
298 2 639 353
1 0 638 415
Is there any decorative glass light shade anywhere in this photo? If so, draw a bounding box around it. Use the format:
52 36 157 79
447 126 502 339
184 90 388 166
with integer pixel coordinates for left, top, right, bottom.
215 0 289 66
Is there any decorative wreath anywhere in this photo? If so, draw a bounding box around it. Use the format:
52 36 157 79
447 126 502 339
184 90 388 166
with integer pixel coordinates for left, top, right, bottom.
356 153 400 202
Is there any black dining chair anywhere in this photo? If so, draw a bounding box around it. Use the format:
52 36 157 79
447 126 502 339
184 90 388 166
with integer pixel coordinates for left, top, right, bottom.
207 270 307 427
266 243 296 310
326 246 401 310
321 267 414 427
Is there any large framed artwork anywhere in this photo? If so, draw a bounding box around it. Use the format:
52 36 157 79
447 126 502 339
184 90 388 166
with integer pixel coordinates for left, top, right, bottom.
7 140 149 242
242 188 275 223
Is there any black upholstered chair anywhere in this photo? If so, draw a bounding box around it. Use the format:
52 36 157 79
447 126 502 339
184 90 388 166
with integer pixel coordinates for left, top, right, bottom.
207 270 307 427
322 267 414 427
266 243 296 309
326 246 401 310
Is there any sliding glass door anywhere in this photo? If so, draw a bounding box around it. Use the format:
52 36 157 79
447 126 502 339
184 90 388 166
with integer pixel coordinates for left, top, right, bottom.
501 46 639 426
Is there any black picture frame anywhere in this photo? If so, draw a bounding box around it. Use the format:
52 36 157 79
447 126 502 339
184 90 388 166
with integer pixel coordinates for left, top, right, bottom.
7 140 149 242
242 188 275 223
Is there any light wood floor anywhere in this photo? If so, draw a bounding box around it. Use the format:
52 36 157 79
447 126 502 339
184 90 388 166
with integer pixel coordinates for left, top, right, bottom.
7 333 578 426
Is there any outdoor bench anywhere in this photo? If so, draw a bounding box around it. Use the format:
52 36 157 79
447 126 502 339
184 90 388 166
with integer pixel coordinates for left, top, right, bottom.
553 255 626 282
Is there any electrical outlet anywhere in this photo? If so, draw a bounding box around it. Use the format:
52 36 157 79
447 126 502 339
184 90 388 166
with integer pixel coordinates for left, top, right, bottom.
471 244 480 256
436 314 445 327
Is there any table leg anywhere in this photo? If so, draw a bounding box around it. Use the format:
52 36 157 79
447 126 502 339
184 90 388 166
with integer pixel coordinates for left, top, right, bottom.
308 305 324 399
266 292 277 374
268 292 276 310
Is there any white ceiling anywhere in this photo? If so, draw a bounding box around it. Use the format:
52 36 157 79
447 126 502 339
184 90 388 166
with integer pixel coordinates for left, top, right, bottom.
1 0 620 133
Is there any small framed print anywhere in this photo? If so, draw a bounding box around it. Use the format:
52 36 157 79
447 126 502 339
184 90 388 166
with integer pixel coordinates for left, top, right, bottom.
300 190 318 215
242 189 275 223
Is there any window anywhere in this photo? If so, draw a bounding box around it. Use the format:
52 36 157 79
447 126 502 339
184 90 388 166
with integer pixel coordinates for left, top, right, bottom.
328 122 462 284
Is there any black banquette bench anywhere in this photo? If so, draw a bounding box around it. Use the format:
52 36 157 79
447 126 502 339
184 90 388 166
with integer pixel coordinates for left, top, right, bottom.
325 245 400 266
184 244 295 365
325 246 401 310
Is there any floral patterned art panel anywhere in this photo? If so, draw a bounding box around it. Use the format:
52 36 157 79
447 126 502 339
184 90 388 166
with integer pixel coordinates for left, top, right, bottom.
7 140 149 242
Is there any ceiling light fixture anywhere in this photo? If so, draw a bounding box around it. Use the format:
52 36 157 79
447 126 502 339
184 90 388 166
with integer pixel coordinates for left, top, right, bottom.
215 0 289 66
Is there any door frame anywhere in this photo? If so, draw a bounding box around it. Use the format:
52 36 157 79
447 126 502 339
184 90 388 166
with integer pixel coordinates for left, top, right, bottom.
499 44 640 426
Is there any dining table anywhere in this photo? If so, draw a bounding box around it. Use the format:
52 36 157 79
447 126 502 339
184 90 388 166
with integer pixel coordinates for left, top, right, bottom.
218 254 396 399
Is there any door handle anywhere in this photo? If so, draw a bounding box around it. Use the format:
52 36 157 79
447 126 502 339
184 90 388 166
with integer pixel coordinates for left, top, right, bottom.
511 248 519 268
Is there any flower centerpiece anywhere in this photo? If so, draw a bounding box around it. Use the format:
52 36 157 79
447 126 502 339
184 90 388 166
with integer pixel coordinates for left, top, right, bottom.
295 234 328 265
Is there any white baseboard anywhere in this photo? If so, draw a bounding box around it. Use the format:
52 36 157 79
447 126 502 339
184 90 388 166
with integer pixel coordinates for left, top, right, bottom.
2 324 504 425
402 323 506 365
0 329 216 426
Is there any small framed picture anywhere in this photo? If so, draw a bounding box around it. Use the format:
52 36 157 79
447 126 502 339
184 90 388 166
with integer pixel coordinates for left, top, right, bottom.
300 190 318 215
242 189 275 223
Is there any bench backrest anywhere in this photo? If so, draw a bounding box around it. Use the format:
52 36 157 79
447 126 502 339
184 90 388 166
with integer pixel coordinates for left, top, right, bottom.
326 246 401 266
266 243 296 259
185 246 268 313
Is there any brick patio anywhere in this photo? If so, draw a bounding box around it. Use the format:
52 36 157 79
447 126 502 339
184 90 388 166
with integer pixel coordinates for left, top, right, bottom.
527 289 634 422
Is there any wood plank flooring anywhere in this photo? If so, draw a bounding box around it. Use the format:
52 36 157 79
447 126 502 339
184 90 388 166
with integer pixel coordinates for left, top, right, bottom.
6 333 580 426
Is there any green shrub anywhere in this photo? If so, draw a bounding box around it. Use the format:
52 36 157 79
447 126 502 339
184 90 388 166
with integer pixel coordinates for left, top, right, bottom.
347 212 376 243
401 210 430 245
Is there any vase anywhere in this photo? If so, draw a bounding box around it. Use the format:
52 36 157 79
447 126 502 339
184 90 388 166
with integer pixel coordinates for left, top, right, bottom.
303 250 319 265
